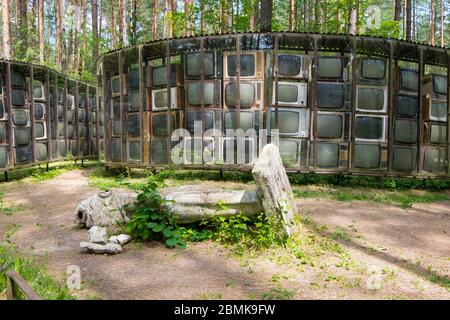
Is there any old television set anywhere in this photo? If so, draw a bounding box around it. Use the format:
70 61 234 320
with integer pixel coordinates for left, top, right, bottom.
109 138 122 162
78 125 86 138
150 64 183 88
316 112 344 139
66 109 75 123
224 51 264 80
317 56 347 80
127 140 141 162
15 145 32 164
223 110 258 131
224 81 263 109
91 126 97 138
57 88 64 104
391 146 417 173
151 139 171 164
151 87 182 111
277 139 300 167
423 74 448 97
313 142 340 168
151 112 179 137
35 122 47 140
185 110 216 135
57 104 64 119
316 82 350 110
11 70 27 88
272 82 307 107
0 122 5 143
35 142 47 161
34 103 45 119
67 124 74 139
128 67 140 89
223 137 257 164
186 80 220 108
57 122 64 137
399 68 419 92
356 85 388 112
356 57 387 84
354 144 381 169
355 115 387 142
185 52 219 78
269 108 309 137
394 119 417 144
112 120 122 136
423 147 446 173
12 109 29 126
396 94 418 117
0 98 6 120
277 54 308 79
66 94 74 109
77 108 85 122
11 89 27 107
126 114 141 137
128 90 141 112
422 97 447 122
111 98 121 118
0 146 8 168
14 127 31 146
99 113 104 125
423 122 446 145
110 76 121 96
33 82 45 101
58 140 67 157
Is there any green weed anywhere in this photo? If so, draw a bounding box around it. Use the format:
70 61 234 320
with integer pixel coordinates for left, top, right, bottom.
261 285 296 300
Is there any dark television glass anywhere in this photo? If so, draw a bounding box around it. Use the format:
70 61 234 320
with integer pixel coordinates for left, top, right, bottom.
400 68 418 92
225 83 255 108
0 146 7 167
152 66 170 87
68 124 75 139
317 113 343 139
188 82 214 106
186 111 214 134
59 140 67 157
91 127 97 137
355 116 384 140
357 87 385 111
110 139 122 162
151 139 168 164
35 122 45 139
430 101 447 120
78 125 86 138
36 143 47 161
186 52 215 77
112 98 121 118
113 120 122 136
111 77 121 95
227 54 255 77
33 84 44 100
11 70 26 87
277 84 298 103
224 111 254 131
270 110 300 135
433 75 447 95
354 144 381 169
394 119 417 144
129 90 140 111
0 124 4 142
0 99 4 119
66 95 74 108
67 109 74 123
12 110 28 126
57 104 64 119
99 112 104 125
15 145 32 164
14 127 31 146
317 57 342 79
316 83 345 109
128 141 141 161
0 79 2 95
361 58 386 80
78 108 85 122
126 114 141 137
34 103 45 119
58 122 64 137
278 140 298 166
11 89 26 107
128 68 140 89
278 54 302 77
396 94 418 117
57 89 64 103
429 124 446 144
423 148 445 173
153 90 170 109
392 147 416 172
316 142 339 168
152 113 176 137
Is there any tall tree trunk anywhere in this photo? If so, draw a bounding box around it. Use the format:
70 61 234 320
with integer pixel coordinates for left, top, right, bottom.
170 0 176 37
185 0 190 36
2 0 11 59
74 0 80 72
394 0 401 20
99 0 103 53
348 1 358 36
430 0 436 46
110 2 116 47
260 0 272 32
152 0 157 39
405 0 412 41
68 2 74 72
92 0 98 71
441 0 445 47
81 0 87 73
38 0 44 63
56 0 62 68
288 0 294 31
18 0 27 57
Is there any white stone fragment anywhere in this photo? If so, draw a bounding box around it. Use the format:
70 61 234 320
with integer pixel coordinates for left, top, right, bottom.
87 226 108 244
80 242 122 254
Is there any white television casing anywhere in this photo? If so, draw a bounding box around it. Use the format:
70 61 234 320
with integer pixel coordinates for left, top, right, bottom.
151 87 180 111
272 81 307 107
355 85 388 113
269 107 310 138
277 54 309 79
35 121 47 140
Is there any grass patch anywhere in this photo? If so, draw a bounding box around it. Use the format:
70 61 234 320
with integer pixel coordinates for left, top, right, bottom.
261 285 296 300
0 187 23 216
87 165 148 191
29 164 77 182
426 266 450 289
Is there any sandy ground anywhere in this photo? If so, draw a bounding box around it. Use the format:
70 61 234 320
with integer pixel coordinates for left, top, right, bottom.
0 169 449 300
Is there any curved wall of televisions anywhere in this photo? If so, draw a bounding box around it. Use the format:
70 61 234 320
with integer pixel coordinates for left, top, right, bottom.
0 59 100 172
97 32 449 178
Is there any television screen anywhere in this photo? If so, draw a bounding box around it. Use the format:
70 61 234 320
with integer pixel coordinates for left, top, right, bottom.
317 113 343 139
392 147 416 172
34 103 45 119
225 83 255 108
12 110 28 126
278 140 298 166
223 111 255 131
354 144 380 169
57 89 64 103
128 141 141 161
355 116 384 140
0 78 2 96
99 113 104 125
78 125 86 138
11 70 26 87
223 138 255 164
152 65 181 88
57 104 64 119
151 139 168 164
270 110 301 135
357 87 386 111
33 84 44 100
15 145 32 164
396 94 418 117
35 122 45 139
186 111 214 134
152 113 176 137
361 58 386 80
11 89 26 107
109 139 122 161
278 54 303 77
111 77 121 95
68 124 74 138
36 142 47 161
316 83 345 109
126 114 141 137
186 52 215 77
0 146 7 167
14 127 31 146
78 108 85 122
58 122 64 137
277 84 298 104
227 54 255 77
433 75 447 95
0 99 4 119
423 148 445 173
0 124 4 142
314 142 339 168
91 127 97 138
112 98 121 118
400 68 418 92
66 94 74 109
187 82 214 106
129 90 140 111
59 140 67 157
431 101 447 121
317 57 342 79
128 67 140 89
394 119 417 144
113 120 122 136
429 124 446 144
67 109 74 123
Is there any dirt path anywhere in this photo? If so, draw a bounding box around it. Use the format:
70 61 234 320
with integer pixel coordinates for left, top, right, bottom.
0 170 449 299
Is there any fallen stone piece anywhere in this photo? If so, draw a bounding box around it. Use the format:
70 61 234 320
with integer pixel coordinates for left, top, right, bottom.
80 242 122 254
74 190 138 228
87 226 108 244
109 234 131 245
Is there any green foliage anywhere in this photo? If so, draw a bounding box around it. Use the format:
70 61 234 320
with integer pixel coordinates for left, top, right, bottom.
261 285 296 300
30 164 77 182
